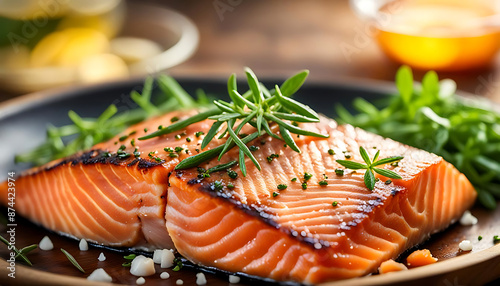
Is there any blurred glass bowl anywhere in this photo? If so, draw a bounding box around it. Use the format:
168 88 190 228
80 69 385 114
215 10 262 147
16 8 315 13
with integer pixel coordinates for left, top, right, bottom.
350 0 500 71
0 2 199 93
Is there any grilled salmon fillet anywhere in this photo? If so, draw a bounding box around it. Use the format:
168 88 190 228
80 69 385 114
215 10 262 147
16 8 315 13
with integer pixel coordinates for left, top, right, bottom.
0 111 476 283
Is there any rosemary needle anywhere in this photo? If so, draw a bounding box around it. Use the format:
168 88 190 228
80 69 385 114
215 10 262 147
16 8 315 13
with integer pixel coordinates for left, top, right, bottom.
61 248 85 273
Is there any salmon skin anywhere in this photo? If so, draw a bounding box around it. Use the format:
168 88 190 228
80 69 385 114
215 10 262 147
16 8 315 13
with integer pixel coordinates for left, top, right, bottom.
0 112 476 284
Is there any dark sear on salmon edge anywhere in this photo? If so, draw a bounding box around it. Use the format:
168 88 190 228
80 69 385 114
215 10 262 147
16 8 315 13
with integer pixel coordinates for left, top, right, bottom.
0 110 475 284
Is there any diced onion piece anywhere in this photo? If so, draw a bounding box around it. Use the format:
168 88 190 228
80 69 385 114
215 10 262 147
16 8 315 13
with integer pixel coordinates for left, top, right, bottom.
98 252 106 261
153 249 162 264
161 249 175 268
459 240 473 251
130 255 156 276
136 277 146 285
176 279 184 285
39 236 54 251
79 239 88 251
460 210 478 226
160 272 170 279
87 268 112 282
196 272 207 285
229 275 240 284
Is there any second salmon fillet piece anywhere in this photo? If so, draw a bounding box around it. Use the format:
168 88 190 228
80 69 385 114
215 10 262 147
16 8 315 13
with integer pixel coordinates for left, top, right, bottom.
0 113 475 284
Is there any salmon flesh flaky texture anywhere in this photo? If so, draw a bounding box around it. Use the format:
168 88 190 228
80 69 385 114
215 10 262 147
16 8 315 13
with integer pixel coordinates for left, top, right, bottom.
0 110 476 284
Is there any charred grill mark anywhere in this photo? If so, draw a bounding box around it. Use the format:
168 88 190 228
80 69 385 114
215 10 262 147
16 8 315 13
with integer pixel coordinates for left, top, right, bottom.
25 149 163 176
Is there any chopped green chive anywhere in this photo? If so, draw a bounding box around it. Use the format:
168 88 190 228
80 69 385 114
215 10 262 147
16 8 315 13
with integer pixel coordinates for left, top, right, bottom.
186 137 192 142
213 180 224 191
273 191 279 197
227 183 235 189
291 177 297 182
385 179 392 185
328 149 335 155
319 180 328 186
227 169 238 179
335 169 344 176
144 128 148 133
119 135 128 141
332 201 338 207
301 182 307 190
494 235 500 243
277 184 288 190
130 139 135 147
164 147 174 152
195 131 204 137
158 125 163 130
171 116 179 123
303 172 312 181
175 134 181 140
478 236 483 241
249 145 260 152
175 147 184 153
169 153 178 158
267 153 279 163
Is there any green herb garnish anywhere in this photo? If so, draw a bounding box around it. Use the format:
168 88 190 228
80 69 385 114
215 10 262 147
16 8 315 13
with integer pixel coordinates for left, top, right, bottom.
15 75 209 166
337 65 500 208
291 177 297 182
303 172 313 181
277 184 288 190
332 201 338 207
328 149 335 155
61 248 85 273
140 68 327 176
319 180 328 186
336 146 403 190
0 235 35 266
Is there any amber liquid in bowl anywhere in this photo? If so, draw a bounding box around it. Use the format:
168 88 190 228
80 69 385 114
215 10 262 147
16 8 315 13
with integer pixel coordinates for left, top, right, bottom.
375 0 500 71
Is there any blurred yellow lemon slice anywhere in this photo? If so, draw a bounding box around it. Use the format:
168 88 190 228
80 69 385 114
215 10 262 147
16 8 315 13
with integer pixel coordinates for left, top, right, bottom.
110 37 163 64
78 53 128 83
30 28 109 67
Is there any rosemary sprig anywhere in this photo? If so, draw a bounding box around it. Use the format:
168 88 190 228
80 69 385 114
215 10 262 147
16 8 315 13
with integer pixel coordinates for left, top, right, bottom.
145 67 329 175
336 146 403 190
60 248 85 273
0 235 35 266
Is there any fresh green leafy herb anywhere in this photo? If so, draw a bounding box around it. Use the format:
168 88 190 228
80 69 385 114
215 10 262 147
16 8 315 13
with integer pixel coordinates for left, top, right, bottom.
337 66 500 208
61 248 85 273
336 146 403 190
143 68 327 176
15 76 209 166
